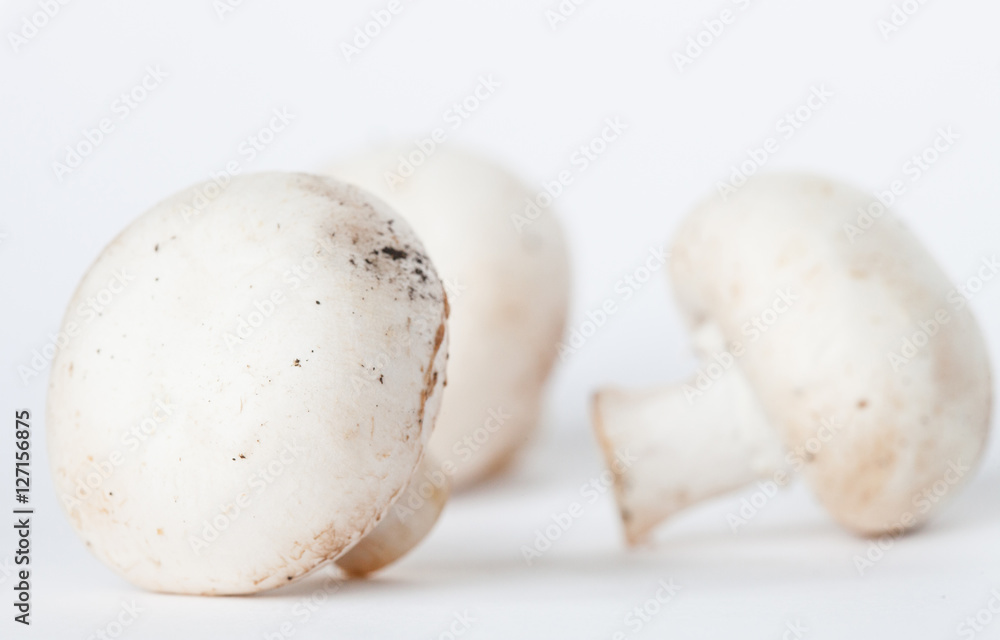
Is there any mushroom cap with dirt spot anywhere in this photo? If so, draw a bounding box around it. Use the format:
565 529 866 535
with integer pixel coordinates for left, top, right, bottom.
47 172 450 595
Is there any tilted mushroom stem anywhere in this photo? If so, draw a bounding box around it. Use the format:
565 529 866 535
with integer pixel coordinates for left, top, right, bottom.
593 360 785 546
335 454 450 576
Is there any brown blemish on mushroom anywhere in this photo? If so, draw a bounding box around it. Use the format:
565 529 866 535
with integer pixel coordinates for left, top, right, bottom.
381 246 407 260
820 427 901 519
415 293 449 432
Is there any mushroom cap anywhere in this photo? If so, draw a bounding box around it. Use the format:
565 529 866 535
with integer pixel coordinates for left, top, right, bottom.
46 172 449 594
329 146 570 488
670 173 991 534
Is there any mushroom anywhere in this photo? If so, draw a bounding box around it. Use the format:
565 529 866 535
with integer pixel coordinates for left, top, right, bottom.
328 146 570 488
593 173 992 545
47 172 451 595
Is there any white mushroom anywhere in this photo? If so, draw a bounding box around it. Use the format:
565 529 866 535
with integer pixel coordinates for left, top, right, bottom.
47 172 450 595
593 173 992 545
328 146 570 488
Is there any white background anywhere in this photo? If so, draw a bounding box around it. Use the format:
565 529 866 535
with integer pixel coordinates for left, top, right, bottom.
1 0 999 638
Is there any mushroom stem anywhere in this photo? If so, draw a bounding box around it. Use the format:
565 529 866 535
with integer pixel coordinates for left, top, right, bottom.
335 454 450 576
592 363 786 546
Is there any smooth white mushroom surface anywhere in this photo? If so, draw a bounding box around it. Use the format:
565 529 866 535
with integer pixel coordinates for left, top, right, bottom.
47 172 450 595
329 146 570 488
594 173 992 545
